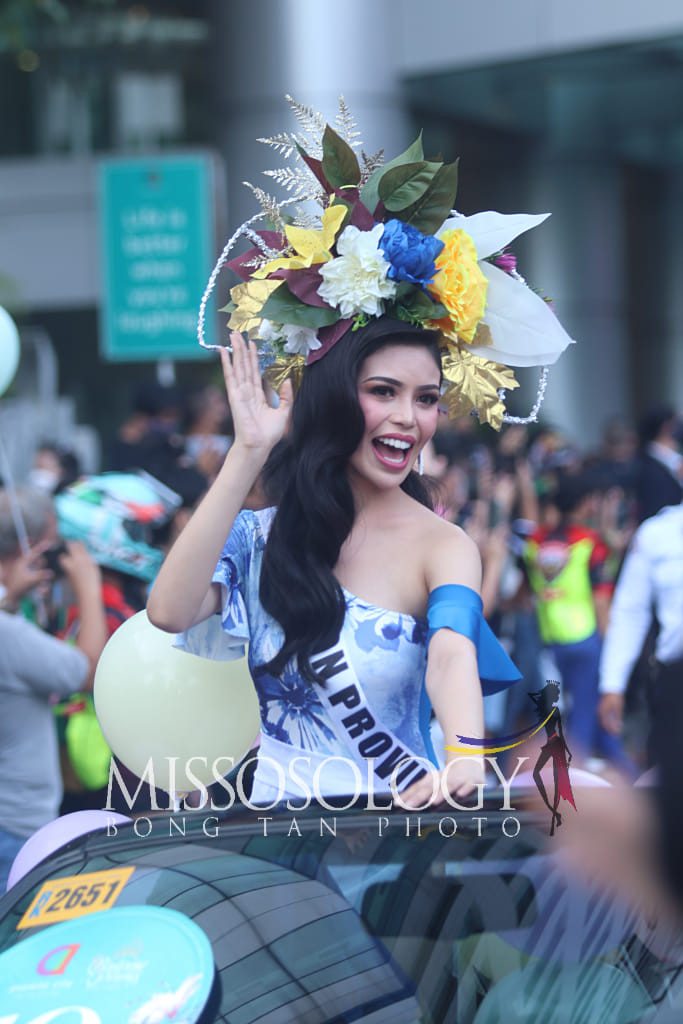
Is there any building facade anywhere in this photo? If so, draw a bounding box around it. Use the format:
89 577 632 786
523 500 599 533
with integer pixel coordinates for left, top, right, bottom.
1 0 682 451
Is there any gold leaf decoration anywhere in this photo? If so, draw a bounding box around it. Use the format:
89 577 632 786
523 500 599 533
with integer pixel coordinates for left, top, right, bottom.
262 167 323 206
468 322 493 348
360 148 385 184
242 182 286 236
228 279 282 335
440 345 519 430
292 207 321 230
334 95 362 150
263 355 305 393
285 94 326 150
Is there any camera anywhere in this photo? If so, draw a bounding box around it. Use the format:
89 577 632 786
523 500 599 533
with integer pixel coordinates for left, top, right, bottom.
43 542 68 578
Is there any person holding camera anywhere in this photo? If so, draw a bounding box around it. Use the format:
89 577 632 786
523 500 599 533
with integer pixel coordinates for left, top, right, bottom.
0 486 107 890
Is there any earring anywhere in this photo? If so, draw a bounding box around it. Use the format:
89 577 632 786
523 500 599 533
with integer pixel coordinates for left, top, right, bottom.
418 450 424 475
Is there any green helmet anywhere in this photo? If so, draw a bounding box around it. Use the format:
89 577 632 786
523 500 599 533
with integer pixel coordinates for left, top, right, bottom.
55 471 181 582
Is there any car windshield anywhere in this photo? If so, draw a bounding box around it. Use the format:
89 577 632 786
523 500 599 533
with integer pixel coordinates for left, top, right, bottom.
0 804 679 1022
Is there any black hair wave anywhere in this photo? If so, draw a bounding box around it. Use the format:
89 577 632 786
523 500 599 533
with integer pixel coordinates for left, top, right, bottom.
259 316 441 683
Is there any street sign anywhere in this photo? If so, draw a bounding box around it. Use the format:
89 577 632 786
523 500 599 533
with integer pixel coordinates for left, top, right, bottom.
98 155 216 361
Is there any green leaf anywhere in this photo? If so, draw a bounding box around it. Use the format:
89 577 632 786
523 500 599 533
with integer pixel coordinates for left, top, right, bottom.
218 300 237 314
387 286 447 325
427 300 449 320
394 281 416 301
378 160 443 213
360 132 424 214
396 160 459 235
396 287 437 319
321 125 360 189
260 283 339 329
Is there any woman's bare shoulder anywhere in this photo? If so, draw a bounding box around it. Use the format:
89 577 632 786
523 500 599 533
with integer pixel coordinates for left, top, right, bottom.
419 511 482 592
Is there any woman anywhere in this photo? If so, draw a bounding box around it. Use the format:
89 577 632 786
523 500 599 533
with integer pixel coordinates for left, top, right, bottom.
530 681 576 835
147 97 572 807
149 318 516 807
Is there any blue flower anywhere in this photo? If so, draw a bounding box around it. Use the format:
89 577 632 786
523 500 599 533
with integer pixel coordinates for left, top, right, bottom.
254 665 338 749
379 219 444 287
353 608 408 654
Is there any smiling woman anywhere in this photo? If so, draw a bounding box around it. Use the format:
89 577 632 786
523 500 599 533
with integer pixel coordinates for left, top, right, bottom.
147 96 572 810
147 319 517 808
355 345 441 476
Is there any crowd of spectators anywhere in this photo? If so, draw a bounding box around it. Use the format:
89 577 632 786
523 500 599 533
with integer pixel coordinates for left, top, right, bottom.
1 371 683 888
428 402 683 778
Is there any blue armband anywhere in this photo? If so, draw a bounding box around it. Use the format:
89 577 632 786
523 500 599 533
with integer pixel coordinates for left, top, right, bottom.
427 584 521 695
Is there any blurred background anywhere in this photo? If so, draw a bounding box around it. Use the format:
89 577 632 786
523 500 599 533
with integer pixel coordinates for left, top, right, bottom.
0 0 682 471
2 0 683 866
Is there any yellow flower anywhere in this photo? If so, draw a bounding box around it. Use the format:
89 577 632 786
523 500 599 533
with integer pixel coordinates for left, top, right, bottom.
254 203 347 277
427 228 488 343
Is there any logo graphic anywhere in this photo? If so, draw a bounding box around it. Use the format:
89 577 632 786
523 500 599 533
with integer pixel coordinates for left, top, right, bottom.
446 679 576 836
36 943 80 976
529 680 576 836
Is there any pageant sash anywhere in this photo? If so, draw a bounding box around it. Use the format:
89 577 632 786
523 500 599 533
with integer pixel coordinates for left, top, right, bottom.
311 637 431 794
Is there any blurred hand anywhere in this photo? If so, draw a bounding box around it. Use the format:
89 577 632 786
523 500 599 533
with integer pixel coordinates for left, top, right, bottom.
484 522 510 567
492 473 517 516
599 692 624 736
499 425 527 456
397 756 485 809
60 541 102 598
194 439 225 483
0 541 53 606
464 509 489 554
220 332 293 456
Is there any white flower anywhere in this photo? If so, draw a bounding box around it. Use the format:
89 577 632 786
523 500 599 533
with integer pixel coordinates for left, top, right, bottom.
436 211 575 367
257 318 280 342
281 323 321 356
317 224 396 318
257 318 321 357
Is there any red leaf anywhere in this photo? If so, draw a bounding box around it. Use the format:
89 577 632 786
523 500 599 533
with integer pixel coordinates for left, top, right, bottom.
297 146 331 193
226 231 287 280
270 267 331 309
307 319 354 363
334 188 376 231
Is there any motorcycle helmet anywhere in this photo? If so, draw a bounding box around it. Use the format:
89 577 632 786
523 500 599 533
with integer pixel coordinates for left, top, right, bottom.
55 471 181 582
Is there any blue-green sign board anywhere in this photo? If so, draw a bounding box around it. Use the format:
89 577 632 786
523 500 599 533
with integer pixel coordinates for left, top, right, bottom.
99 155 216 361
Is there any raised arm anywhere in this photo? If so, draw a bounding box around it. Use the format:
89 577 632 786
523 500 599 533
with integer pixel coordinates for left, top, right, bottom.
60 541 108 689
147 333 292 633
400 523 486 807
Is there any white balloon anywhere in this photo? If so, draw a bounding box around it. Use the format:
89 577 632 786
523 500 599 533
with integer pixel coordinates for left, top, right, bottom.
94 611 260 795
0 306 20 397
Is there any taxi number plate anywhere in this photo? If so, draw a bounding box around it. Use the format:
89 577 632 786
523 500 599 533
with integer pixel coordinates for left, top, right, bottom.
17 866 135 930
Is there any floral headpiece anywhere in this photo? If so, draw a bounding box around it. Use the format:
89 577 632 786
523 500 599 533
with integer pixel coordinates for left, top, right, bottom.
199 96 573 429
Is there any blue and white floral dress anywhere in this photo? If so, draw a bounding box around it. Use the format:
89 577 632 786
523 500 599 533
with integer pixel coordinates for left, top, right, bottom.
176 508 439 802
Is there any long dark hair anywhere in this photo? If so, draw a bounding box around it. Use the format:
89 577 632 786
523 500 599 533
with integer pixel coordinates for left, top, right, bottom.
259 317 442 683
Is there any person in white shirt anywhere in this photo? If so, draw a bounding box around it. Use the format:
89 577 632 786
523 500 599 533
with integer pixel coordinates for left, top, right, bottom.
598 501 683 746
634 405 683 522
